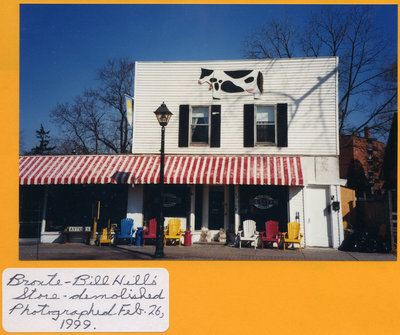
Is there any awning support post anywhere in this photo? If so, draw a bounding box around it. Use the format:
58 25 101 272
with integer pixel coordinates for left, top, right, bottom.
40 186 48 243
190 185 195 231
234 185 240 234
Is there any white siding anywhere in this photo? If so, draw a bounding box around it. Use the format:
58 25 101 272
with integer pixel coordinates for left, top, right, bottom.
301 156 341 186
133 57 339 156
289 187 305 247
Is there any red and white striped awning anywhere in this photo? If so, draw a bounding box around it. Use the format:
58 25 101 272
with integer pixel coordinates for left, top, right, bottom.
19 155 303 186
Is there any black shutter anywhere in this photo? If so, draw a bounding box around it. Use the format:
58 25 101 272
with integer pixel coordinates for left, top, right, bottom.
210 105 221 147
277 103 288 147
178 105 189 147
243 104 254 147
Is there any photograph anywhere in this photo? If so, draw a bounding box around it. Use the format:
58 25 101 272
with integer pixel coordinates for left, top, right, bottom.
18 4 397 261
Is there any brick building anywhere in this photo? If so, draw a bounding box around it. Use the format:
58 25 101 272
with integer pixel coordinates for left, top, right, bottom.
339 127 385 197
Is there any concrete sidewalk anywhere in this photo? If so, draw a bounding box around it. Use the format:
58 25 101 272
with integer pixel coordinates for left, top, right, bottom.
19 242 397 261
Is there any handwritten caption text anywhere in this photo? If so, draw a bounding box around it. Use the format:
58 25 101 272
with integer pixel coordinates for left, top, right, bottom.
2 268 169 332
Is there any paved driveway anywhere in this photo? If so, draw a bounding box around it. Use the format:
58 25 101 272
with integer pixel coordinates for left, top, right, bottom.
19 242 397 261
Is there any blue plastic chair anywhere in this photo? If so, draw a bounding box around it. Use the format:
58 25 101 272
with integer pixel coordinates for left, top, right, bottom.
115 218 134 245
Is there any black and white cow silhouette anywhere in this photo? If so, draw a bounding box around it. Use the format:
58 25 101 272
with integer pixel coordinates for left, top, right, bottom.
198 68 263 99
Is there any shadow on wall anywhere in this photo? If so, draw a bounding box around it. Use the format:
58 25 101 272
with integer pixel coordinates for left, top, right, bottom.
258 59 338 142
341 186 357 231
343 200 357 231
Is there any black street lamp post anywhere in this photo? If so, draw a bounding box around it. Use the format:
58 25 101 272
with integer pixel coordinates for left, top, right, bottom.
154 102 173 258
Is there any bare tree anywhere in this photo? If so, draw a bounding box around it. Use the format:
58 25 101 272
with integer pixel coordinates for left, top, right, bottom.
336 7 394 136
50 58 134 154
51 99 92 154
242 6 397 140
243 15 297 59
96 58 134 153
368 62 398 138
302 7 348 58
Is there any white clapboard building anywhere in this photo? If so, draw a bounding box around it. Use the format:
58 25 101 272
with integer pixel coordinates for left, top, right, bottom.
19 57 344 248
127 57 344 247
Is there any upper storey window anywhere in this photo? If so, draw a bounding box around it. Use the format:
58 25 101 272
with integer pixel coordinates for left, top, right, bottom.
179 105 221 148
256 105 276 144
244 103 288 147
191 106 210 144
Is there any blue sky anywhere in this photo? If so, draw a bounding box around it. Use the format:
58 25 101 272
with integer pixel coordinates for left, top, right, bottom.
20 4 397 151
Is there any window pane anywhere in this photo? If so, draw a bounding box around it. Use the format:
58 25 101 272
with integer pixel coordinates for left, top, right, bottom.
192 125 209 143
191 106 209 144
193 116 208 125
257 125 275 143
256 106 275 143
192 107 209 125
256 106 274 123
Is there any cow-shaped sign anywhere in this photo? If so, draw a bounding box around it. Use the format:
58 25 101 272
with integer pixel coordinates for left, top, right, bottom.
198 68 263 99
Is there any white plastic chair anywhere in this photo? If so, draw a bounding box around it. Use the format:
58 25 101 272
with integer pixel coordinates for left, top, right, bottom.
237 220 259 249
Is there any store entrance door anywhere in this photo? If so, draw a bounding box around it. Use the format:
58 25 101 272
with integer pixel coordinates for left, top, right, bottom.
209 188 225 230
306 186 332 247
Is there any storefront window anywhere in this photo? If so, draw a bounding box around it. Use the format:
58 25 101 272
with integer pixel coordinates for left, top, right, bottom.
209 187 225 230
239 185 288 232
144 185 190 223
45 184 128 232
19 186 44 238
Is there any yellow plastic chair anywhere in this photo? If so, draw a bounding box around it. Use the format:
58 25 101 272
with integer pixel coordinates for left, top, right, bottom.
282 222 303 251
164 219 184 246
99 228 112 246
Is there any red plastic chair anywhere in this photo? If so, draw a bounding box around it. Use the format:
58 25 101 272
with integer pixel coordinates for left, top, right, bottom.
259 220 281 249
143 218 157 245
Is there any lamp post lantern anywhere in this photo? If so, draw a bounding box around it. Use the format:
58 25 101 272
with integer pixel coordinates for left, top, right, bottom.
154 102 173 258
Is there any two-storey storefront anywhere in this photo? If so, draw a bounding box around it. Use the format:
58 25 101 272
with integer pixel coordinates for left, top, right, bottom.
127 58 344 247
19 57 344 248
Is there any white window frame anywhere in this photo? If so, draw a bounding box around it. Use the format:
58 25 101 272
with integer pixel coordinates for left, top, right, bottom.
255 105 277 145
190 105 211 146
